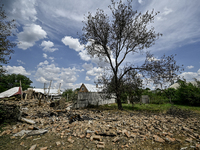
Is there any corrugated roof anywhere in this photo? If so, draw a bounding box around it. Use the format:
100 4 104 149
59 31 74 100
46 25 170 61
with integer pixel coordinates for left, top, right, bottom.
83 84 103 92
0 87 22 98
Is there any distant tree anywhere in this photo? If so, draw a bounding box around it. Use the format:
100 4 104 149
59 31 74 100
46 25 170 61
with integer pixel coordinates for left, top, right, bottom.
0 3 16 74
62 88 78 102
0 74 32 93
176 79 200 106
81 0 183 110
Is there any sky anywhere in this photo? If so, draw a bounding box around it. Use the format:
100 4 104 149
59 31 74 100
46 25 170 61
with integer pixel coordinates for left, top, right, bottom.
2 0 200 91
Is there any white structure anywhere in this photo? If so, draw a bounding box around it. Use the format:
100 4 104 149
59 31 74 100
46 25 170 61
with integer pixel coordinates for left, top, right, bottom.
169 81 198 89
75 83 116 108
0 87 22 98
75 92 116 108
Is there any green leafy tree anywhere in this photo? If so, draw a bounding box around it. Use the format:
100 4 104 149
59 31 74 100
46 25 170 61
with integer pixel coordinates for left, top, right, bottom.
0 4 16 74
81 0 182 110
62 88 78 102
0 74 32 93
176 79 200 106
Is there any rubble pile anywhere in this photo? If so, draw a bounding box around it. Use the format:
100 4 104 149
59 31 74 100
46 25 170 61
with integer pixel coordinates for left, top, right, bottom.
0 98 200 149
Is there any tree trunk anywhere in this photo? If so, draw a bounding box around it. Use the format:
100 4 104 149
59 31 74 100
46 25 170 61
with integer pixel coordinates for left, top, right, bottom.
116 93 123 110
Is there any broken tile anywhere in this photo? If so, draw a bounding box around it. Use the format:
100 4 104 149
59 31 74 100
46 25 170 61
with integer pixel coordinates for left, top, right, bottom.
185 138 193 143
29 144 37 150
56 141 61 146
165 135 176 142
68 136 75 143
40 147 48 150
90 135 102 141
153 135 165 143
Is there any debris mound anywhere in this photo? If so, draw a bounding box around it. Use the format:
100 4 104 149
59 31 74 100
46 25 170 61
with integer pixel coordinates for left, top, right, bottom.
166 106 195 119
0 103 20 123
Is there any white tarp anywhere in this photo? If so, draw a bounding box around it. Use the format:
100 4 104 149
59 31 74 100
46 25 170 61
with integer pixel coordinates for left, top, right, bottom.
0 87 22 98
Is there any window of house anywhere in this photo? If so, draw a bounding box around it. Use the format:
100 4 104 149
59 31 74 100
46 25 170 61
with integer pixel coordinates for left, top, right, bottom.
82 87 84 91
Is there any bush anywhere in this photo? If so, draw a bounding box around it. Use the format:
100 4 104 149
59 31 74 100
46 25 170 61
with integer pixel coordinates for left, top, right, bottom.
176 80 200 106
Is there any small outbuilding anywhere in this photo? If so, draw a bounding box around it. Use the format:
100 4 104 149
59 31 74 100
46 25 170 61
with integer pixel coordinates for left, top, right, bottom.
75 83 116 108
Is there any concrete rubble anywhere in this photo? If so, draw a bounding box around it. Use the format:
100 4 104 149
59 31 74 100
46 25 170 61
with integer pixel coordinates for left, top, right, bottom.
0 98 200 149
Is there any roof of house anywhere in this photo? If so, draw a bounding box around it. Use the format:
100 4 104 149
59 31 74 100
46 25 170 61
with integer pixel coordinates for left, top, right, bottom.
0 87 22 98
82 83 103 92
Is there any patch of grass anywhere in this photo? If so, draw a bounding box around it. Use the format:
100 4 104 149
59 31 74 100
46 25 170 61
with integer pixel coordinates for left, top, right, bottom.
99 103 200 114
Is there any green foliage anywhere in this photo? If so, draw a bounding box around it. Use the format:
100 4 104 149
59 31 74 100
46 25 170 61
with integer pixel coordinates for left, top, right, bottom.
176 79 200 106
0 4 16 74
142 88 170 104
62 88 78 102
0 73 32 93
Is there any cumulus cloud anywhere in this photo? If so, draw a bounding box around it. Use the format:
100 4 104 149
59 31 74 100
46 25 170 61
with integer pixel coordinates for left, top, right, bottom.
62 36 84 52
3 65 31 76
37 60 49 67
61 36 111 68
17 24 47 50
85 76 91 81
35 62 83 89
180 69 200 81
82 63 93 71
186 65 194 69
41 41 58 52
86 67 103 76
43 53 48 59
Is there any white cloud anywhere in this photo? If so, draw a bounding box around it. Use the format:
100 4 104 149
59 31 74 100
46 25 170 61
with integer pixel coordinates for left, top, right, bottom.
180 70 200 81
49 57 54 60
17 60 25 65
41 41 58 52
186 65 194 69
138 0 143 4
62 36 84 52
35 62 83 89
43 53 48 59
37 60 49 67
3 65 31 76
140 0 200 52
4 0 37 24
82 63 93 71
85 76 91 81
86 67 103 76
79 49 91 61
163 7 173 16
18 24 47 50
147 57 160 62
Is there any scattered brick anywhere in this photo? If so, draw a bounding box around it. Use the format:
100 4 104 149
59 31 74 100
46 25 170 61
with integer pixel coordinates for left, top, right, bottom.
29 144 37 150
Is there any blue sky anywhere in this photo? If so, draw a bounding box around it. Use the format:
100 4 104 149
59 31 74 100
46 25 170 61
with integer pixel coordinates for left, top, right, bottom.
2 0 200 90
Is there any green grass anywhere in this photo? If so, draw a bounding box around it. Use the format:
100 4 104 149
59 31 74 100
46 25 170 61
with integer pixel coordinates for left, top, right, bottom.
101 103 200 113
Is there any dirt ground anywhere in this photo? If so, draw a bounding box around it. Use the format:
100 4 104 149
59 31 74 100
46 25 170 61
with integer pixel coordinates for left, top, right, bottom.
0 98 200 150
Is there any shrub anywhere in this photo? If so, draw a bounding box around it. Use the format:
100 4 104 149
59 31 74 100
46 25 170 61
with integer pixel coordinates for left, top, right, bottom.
176 80 200 106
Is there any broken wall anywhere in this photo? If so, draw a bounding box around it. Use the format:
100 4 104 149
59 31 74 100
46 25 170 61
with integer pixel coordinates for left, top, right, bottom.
75 92 116 108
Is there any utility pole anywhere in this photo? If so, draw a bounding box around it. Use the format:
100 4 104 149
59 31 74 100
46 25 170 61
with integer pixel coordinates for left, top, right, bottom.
47 80 52 101
43 83 46 94
20 80 23 100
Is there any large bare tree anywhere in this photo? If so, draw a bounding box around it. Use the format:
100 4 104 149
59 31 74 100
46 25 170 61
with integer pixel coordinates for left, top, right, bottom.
80 0 183 110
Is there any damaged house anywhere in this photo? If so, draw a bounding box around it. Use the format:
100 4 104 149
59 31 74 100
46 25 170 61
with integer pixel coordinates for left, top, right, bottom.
74 83 116 108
